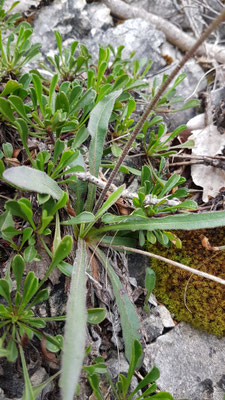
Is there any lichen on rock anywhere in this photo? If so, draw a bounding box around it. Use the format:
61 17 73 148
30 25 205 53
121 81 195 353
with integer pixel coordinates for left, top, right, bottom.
147 228 225 336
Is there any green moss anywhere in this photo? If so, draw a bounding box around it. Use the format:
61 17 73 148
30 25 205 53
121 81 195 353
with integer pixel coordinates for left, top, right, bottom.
147 228 225 336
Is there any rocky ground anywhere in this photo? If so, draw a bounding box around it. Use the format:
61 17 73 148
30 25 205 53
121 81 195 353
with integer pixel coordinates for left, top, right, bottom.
1 0 225 399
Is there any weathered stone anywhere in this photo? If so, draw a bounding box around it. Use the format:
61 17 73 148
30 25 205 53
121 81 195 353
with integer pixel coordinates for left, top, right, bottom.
32 0 114 57
32 0 88 54
5 0 40 13
122 0 187 27
156 305 175 329
107 355 141 398
84 18 166 74
30 367 52 400
128 252 149 286
144 322 225 400
143 313 164 343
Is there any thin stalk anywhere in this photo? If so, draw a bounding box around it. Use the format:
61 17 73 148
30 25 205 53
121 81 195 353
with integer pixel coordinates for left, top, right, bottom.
99 243 225 285
93 7 225 214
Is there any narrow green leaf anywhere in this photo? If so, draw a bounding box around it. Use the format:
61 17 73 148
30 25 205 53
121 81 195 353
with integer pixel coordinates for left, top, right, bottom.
48 73 58 109
123 340 142 396
8 95 30 122
61 212 95 225
145 268 156 297
27 289 49 309
18 198 35 229
40 235 73 285
54 31 63 59
173 99 200 112
6 338 18 362
53 139 65 164
51 191 68 215
31 74 44 116
61 238 88 400
163 124 186 145
86 89 122 210
23 245 38 263
129 366 160 399
95 211 225 233
19 343 35 400
82 185 125 238
57 261 73 277
0 98 15 122
3 166 64 200
32 372 60 399
72 88 96 113
94 247 141 363
0 80 22 97
20 272 38 309
72 126 89 148
0 280 11 306
158 174 181 198
12 255 25 292
100 235 137 248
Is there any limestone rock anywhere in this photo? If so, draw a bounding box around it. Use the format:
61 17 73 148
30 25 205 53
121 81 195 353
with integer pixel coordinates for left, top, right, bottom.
144 322 225 400
84 18 166 74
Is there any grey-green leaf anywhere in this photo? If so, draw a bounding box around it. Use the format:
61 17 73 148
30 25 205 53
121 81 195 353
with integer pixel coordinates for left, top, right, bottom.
95 247 141 364
86 89 122 210
61 238 88 400
3 166 63 200
97 211 225 233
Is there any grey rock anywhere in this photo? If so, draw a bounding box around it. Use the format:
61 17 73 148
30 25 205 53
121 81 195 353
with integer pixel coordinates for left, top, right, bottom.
107 355 141 398
32 0 88 54
5 0 40 13
32 0 113 57
143 322 225 400
149 293 158 307
30 367 52 400
143 313 164 343
128 253 149 286
107 355 130 380
210 87 225 106
86 3 113 32
84 18 166 74
156 304 175 329
123 0 188 28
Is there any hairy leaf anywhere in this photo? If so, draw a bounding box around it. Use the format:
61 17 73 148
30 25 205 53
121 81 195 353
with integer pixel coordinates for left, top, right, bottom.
3 166 63 200
61 238 88 400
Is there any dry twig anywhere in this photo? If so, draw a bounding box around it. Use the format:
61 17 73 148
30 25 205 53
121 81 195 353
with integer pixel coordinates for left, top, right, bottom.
100 244 225 285
102 0 225 64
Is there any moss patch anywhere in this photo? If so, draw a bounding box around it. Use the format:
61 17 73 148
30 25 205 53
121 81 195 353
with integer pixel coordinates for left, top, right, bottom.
147 228 225 336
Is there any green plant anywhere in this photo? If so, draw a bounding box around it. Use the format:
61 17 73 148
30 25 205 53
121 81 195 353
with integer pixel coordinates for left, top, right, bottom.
3 97 225 399
0 249 106 398
142 120 194 159
39 31 92 82
0 21 41 80
84 340 174 400
0 0 21 31
0 3 225 399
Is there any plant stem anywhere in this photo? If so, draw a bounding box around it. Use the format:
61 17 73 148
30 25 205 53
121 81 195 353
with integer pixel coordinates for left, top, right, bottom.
93 7 225 214
99 243 225 285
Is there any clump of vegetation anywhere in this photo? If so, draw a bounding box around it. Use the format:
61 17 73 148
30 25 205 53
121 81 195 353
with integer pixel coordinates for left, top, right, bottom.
147 228 225 337
0 0 225 398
